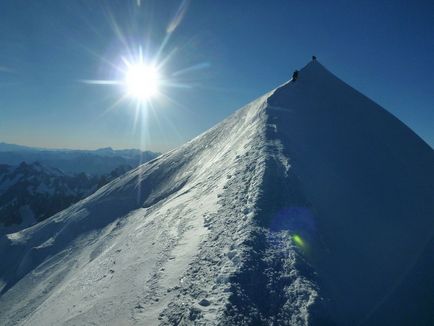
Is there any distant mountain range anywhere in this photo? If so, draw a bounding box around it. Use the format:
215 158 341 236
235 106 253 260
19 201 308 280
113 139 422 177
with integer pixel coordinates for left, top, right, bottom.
0 143 160 232
0 142 160 175
0 161 134 232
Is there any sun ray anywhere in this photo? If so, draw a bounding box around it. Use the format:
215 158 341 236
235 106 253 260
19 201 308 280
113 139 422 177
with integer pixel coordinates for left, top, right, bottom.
172 62 211 77
80 0 212 153
80 79 121 85
99 94 129 117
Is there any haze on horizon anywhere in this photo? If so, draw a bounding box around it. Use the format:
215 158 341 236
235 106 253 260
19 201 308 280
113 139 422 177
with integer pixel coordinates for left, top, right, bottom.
0 0 433 152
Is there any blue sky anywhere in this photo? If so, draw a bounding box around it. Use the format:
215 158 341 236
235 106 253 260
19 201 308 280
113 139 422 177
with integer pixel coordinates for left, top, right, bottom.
0 0 433 152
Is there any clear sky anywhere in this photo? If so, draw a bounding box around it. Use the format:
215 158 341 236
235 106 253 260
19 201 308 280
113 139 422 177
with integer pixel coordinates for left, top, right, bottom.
0 0 433 152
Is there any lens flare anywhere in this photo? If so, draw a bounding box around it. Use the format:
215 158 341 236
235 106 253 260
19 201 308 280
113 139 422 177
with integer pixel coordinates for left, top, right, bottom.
292 234 305 248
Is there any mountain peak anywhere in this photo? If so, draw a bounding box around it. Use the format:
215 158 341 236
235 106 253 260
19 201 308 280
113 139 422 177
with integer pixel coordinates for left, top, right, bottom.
1 63 434 325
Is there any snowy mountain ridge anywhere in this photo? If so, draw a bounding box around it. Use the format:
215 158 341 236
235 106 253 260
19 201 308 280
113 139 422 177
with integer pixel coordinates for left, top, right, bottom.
1 61 433 325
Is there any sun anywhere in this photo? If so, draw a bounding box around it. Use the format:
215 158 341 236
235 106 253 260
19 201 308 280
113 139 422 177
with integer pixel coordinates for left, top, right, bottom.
124 63 160 101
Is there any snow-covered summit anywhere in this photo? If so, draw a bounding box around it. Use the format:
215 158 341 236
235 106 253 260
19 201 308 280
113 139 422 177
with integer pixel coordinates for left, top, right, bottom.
1 61 433 325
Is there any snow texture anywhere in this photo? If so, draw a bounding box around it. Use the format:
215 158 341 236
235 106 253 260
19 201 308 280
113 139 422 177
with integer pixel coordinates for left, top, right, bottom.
0 61 433 325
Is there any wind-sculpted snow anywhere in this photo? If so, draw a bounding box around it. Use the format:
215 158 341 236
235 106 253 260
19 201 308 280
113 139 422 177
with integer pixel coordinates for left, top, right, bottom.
1 61 434 325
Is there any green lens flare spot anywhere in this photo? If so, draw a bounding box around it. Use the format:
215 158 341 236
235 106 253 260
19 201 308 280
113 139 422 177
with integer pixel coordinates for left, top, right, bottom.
292 234 305 248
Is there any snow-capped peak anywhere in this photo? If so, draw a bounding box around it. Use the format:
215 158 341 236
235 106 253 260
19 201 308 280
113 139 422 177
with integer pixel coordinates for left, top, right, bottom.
1 61 433 325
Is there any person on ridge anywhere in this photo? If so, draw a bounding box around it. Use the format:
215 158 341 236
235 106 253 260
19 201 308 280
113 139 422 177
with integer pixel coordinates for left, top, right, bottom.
312 55 317 61
292 70 299 82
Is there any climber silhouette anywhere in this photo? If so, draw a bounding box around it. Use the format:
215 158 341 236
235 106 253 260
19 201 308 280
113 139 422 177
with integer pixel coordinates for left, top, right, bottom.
292 70 299 82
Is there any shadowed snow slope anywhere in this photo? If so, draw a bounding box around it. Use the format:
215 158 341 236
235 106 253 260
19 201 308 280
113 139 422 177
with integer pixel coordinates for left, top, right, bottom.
1 61 433 326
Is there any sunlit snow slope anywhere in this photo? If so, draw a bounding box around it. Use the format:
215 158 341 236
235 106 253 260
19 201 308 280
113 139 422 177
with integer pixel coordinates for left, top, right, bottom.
1 61 433 326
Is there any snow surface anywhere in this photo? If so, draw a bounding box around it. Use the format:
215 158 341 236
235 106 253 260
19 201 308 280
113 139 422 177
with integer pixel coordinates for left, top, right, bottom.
1 61 433 325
